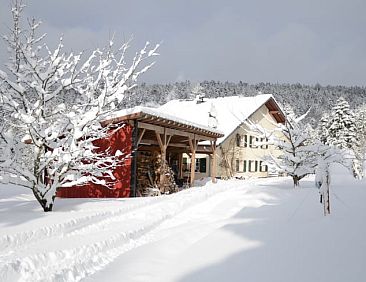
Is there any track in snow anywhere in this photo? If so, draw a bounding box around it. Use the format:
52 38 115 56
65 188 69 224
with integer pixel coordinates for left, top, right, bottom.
1 181 249 282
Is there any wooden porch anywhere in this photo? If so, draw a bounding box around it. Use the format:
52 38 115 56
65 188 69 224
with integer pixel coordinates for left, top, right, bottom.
104 109 224 197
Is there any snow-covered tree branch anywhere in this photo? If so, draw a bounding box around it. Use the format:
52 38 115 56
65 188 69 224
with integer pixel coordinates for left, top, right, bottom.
248 105 322 187
0 1 159 211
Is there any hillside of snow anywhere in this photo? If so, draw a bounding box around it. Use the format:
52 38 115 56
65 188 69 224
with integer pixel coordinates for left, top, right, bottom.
0 164 365 282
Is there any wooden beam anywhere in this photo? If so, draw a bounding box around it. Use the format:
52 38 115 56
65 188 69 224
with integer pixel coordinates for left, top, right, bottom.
139 122 218 141
159 129 168 192
166 128 194 139
137 128 146 146
139 122 164 134
196 145 214 154
189 136 197 187
139 139 189 148
190 149 196 187
166 128 217 141
269 110 280 114
195 134 216 142
166 135 172 147
188 138 195 153
155 131 164 151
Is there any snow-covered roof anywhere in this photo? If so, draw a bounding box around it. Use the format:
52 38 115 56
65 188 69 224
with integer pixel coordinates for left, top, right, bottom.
105 106 224 138
158 94 282 144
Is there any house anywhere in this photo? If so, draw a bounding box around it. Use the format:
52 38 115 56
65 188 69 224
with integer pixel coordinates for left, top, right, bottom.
157 94 286 179
57 107 224 198
57 93 285 199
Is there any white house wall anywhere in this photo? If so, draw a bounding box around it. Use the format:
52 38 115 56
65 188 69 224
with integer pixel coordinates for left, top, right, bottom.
216 104 283 179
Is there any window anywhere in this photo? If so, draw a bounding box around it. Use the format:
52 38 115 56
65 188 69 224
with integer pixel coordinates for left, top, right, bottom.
235 159 240 172
237 134 248 147
243 160 247 172
259 161 268 172
249 160 258 172
200 158 207 173
195 158 207 173
260 138 269 149
183 157 188 172
249 136 257 148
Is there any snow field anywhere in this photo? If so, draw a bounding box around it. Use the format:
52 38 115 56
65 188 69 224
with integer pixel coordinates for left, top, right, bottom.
0 181 236 281
1 165 366 282
87 169 366 282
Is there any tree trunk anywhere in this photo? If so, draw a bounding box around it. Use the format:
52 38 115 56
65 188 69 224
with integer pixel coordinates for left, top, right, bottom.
32 187 56 212
40 199 54 212
293 175 300 187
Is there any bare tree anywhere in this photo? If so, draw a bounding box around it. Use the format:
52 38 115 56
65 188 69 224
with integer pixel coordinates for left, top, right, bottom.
0 1 159 211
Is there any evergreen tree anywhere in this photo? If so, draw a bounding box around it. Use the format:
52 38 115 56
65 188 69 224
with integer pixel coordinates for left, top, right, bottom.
354 104 366 177
320 97 361 178
326 97 357 150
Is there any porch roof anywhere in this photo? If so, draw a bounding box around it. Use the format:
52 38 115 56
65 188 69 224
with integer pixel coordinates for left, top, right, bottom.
103 106 224 140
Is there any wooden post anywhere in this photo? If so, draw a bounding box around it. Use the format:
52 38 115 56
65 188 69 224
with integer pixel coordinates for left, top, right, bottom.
189 137 197 187
210 141 217 183
155 129 172 192
323 163 331 216
130 120 139 197
178 153 183 179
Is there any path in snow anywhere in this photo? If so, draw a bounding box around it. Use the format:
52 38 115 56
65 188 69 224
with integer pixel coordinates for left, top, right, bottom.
87 174 366 282
1 179 255 281
85 178 304 282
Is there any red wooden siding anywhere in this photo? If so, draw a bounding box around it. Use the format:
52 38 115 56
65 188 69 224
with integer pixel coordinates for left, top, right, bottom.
57 123 133 198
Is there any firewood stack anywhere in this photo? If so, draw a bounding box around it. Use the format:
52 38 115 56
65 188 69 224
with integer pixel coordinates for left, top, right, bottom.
153 152 178 195
136 151 156 196
137 151 178 196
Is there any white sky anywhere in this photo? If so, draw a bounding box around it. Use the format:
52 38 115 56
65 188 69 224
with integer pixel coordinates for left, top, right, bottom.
0 0 365 86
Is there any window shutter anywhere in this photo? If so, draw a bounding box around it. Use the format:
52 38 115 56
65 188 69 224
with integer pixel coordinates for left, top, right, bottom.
236 159 240 172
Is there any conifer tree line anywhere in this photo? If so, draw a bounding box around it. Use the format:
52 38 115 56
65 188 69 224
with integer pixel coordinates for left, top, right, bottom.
124 81 366 127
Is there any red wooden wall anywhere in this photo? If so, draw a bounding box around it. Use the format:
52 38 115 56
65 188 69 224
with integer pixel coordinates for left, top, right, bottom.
57 123 133 198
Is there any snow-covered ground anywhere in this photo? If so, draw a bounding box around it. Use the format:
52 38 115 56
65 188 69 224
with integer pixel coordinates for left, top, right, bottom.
0 165 365 282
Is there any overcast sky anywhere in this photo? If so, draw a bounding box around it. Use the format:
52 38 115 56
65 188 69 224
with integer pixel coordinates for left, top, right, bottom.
0 0 365 86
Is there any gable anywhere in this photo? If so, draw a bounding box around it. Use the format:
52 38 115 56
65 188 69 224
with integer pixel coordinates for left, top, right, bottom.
220 102 283 146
